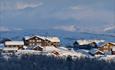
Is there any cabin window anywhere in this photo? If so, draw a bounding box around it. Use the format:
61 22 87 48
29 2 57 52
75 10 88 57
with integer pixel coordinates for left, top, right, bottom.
9 45 12 47
29 40 32 42
32 40 35 42
37 40 41 42
13 45 16 47
104 46 108 48
29 43 32 46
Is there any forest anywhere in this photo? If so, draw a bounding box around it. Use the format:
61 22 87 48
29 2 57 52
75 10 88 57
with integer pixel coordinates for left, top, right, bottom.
0 54 115 70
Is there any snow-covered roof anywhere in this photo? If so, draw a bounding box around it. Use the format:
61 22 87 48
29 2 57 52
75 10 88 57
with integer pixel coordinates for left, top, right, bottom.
46 37 60 42
89 49 104 55
43 46 60 52
97 42 106 47
24 35 60 42
5 41 24 45
3 47 18 51
110 42 115 45
97 42 115 47
24 35 46 40
76 40 105 45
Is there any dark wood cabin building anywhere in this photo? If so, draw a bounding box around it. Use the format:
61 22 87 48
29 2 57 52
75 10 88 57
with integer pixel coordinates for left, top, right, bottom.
73 41 97 50
23 36 48 47
23 35 60 47
46 37 60 47
98 43 115 53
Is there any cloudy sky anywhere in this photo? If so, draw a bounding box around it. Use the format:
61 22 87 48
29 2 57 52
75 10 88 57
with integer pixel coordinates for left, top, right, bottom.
0 0 115 33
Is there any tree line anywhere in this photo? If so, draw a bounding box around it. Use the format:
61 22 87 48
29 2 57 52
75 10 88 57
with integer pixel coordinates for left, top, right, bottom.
0 54 115 70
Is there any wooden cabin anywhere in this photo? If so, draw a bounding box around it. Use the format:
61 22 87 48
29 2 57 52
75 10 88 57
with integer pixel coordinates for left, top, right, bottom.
4 41 24 50
23 35 49 47
98 43 115 52
23 35 60 47
46 37 60 47
73 40 104 49
73 41 97 50
75 40 105 45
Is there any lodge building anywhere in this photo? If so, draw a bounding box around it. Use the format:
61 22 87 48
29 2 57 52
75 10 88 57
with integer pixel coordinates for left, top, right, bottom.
98 43 115 52
23 35 60 47
3 41 24 53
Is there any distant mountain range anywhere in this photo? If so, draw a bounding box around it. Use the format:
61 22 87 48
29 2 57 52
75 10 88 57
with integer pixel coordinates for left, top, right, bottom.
0 29 115 46
106 29 115 33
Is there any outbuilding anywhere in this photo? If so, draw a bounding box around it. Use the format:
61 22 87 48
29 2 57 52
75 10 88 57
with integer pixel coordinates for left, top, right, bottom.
4 41 24 49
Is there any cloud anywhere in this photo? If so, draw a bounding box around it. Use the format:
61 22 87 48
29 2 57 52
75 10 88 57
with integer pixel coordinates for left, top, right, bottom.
0 26 23 32
0 0 114 34
54 5 114 21
53 25 77 32
16 2 43 10
70 5 84 10
51 5 114 33
0 26 10 32
0 0 43 11
104 25 115 32
13 28 23 31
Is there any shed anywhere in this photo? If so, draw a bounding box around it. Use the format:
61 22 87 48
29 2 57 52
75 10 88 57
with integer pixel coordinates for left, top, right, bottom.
4 41 24 49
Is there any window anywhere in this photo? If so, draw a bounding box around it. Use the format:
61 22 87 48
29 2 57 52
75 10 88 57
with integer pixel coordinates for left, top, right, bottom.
29 40 32 42
32 40 35 42
29 43 32 46
37 40 41 42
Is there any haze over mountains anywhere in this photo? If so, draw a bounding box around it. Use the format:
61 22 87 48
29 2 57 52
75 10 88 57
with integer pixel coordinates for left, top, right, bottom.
0 29 115 46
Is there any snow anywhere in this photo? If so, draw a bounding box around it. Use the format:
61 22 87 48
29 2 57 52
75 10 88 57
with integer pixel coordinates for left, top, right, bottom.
24 35 46 40
37 46 86 58
24 35 60 43
2 55 11 60
97 42 105 47
46 37 60 42
15 50 42 55
43 46 60 52
99 55 115 61
77 40 105 45
59 50 86 58
89 49 104 55
0 44 4 49
75 49 94 58
111 42 115 45
5 41 24 45
3 47 18 51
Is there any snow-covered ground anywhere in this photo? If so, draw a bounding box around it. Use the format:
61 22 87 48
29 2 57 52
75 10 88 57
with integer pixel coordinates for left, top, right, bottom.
13 46 86 59
0 43 115 61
